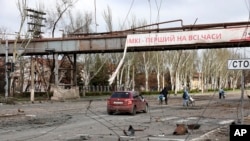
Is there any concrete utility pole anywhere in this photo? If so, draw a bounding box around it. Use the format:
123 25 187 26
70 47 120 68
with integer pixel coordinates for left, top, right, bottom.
228 59 247 124
26 8 46 102
26 8 46 38
5 38 8 99
240 70 244 124
30 57 35 102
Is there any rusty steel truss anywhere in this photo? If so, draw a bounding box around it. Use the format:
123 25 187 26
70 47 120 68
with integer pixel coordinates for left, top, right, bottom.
1 20 250 56
1 20 250 89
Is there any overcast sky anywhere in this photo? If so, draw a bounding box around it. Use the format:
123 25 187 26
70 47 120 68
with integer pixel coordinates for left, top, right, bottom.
1 0 250 36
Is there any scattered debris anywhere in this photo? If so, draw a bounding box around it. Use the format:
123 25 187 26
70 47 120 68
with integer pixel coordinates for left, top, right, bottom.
25 114 37 120
80 134 91 140
187 123 200 130
18 108 24 113
123 125 144 136
173 124 188 135
158 133 165 137
123 125 135 136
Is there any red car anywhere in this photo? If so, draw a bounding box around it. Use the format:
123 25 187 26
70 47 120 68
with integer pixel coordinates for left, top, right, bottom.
107 91 149 115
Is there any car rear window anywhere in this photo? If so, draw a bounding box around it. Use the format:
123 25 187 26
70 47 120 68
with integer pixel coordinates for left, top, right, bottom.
111 92 130 98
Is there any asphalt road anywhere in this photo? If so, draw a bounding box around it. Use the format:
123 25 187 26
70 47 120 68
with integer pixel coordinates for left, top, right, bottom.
0 90 250 141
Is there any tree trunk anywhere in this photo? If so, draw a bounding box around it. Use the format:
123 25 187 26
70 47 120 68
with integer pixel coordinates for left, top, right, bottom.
175 71 179 94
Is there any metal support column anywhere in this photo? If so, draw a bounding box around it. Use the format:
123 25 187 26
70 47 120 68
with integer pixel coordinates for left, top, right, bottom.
70 55 73 86
30 57 34 102
73 53 77 86
54 53 59 87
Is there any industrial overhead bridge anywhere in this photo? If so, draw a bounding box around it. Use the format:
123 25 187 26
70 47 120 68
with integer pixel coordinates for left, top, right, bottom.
1 20 250 100
1 20 250 56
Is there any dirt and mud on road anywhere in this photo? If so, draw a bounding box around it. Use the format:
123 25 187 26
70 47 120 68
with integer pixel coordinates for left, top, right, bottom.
0 91 250 141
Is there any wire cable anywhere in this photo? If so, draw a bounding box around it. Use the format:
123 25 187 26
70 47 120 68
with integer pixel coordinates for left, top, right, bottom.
85 100 122 138
121 0 135 29
234 0 250 123
148 0 152 25
154 0 163 23
185 90 221 140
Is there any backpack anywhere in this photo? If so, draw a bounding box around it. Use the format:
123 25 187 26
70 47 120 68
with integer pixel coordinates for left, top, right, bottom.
159 94 164 99
182 91 186 99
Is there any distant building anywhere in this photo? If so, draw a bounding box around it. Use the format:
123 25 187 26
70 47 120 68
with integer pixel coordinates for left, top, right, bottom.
190 72 202 91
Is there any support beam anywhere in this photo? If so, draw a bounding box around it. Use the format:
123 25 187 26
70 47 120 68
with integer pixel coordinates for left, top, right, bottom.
54 53 59 87
30 57 34 102
73 53 77 86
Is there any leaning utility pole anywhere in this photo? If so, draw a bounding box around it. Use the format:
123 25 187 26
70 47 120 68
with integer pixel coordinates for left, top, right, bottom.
26 8 46 38
26 8 46 102
5 38 8 99
240 70 244 124
228 59 248 124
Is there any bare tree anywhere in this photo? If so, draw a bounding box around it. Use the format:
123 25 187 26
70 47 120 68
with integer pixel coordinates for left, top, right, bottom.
136 51 155 91
65 11 85 34
158 52 171 91
47 0 78 37
164 51 181 94
8 0 29 97
13 1 48 97
103 5 113 32
82 11 93 34
79 54 108 94
67 11 93 34
0 27 7 38
199 48 242 92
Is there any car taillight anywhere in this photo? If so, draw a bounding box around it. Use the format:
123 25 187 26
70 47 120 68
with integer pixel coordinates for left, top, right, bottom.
127 100 133 105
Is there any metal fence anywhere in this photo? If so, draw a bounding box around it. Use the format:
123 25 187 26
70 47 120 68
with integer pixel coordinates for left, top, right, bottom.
80 85 127 93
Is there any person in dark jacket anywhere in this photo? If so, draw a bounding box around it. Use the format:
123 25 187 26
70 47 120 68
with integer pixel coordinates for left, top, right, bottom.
182 89 190 107
161 87 168 105
219 88 225 99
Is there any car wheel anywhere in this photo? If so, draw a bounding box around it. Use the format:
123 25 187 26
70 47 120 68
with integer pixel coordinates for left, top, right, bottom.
107 111 113 115
131 106 136 115
143 104 148 113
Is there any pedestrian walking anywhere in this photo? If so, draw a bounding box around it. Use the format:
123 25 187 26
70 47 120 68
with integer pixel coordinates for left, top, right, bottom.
158 93 164 104
182 89 190 107
219 88 225 99
160 87 168 105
